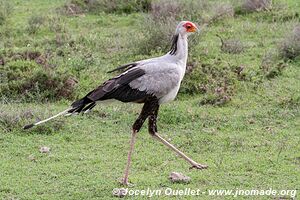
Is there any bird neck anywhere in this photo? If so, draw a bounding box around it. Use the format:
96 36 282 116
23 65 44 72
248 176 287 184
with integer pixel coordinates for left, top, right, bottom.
169 33 188 64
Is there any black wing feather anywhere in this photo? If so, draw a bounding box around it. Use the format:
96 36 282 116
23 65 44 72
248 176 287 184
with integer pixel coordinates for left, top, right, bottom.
69 67 148 114
88 68 145 101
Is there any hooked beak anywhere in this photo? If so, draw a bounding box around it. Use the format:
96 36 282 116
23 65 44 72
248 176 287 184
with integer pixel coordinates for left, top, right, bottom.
189 26 199 33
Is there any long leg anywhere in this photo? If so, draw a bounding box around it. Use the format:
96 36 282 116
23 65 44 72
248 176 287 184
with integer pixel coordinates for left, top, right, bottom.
122 129 137 186
121 97 159 185
148 108 208 169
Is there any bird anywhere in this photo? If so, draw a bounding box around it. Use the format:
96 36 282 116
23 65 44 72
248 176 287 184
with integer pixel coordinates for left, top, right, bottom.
23 21 208 186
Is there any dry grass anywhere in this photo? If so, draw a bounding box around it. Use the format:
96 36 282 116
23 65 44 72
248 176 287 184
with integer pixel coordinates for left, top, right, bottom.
60 0 151 15
217 35 245 54
242 0 272 12
279 24 300 60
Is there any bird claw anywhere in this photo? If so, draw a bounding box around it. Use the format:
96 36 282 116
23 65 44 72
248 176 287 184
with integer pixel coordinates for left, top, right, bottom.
119 178 135 187
189 163 208 170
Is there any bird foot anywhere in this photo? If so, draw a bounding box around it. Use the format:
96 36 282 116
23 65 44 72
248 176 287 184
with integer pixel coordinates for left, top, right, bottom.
189 163 208 170
119 178 135 187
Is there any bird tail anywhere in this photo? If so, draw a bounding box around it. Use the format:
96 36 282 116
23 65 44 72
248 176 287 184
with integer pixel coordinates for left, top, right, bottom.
23 96 96 130
23 108 72 130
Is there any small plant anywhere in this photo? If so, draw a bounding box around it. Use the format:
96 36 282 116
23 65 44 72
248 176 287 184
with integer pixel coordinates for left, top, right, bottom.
279 25 300 60
0 1 13 25
27 15 45 34
217 35 245 54
261 50 286 79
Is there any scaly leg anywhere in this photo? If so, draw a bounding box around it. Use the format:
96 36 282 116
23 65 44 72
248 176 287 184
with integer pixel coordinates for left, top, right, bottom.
121 129 137 186
148 106 207 169
152 132 208 169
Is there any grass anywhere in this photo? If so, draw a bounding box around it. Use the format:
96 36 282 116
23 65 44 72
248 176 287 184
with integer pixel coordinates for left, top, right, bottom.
0 0 300 199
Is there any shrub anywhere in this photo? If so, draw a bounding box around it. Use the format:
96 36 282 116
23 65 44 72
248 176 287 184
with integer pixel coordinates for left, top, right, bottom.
243 0 271 12
279 25 300 60
0 56 77 101
180 60 236 105
235 0 272 14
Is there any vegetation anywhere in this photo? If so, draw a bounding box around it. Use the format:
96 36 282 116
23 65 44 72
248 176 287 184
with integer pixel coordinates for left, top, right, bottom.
0 0 299 199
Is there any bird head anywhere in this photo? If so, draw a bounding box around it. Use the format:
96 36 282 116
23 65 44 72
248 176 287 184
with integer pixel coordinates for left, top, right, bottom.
176 21 199 36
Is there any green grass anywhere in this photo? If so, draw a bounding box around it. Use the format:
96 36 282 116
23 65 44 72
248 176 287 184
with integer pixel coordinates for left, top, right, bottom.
0 0 300 199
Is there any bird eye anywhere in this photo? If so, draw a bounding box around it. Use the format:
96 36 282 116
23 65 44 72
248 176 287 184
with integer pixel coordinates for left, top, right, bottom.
187 25 191 29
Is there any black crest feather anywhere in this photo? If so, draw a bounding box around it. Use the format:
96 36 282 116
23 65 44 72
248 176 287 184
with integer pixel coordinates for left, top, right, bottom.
169 34 179 55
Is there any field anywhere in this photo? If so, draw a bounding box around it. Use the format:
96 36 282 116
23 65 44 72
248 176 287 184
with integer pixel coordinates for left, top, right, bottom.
0 0 299 199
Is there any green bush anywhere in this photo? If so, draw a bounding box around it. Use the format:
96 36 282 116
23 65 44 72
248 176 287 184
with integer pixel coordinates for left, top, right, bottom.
0 59 77 101
180 59 237 105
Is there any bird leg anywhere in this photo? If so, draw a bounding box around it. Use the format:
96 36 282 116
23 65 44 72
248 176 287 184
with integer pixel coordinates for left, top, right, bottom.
148 107 208 170
121 97 159 186
152 133 208 169
121 129 137 186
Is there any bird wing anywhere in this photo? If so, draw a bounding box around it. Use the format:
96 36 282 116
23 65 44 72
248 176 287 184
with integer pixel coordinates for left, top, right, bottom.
87 67 147 102
129 62 181 98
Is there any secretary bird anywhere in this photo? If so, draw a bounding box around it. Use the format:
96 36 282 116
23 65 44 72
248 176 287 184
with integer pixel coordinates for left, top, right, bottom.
24 21 208 185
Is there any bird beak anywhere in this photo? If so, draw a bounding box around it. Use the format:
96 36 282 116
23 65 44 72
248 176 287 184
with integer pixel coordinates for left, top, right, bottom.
189 26 199 33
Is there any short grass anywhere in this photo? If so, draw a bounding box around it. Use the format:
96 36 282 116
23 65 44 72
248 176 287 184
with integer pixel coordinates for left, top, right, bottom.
0 0 300 199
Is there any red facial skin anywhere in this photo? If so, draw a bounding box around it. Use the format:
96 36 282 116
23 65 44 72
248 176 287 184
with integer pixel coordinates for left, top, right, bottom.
183 22 197 32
